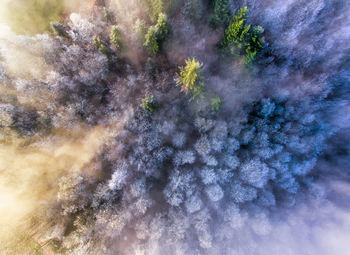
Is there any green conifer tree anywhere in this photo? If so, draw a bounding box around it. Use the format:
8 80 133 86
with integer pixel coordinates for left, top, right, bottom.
210 0 230 28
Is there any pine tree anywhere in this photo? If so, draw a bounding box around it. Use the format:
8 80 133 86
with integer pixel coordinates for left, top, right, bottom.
210 0 230 28
244 26 264 64
144 13 169 56
210 96 223 113
221 7 264 64
146 0 164 22
141 95 157 113
110 25 123 50
93 36 109 56
155 13 168 42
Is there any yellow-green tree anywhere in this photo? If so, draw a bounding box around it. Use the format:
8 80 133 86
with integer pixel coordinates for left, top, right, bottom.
221 7 250 50
176 58 204 100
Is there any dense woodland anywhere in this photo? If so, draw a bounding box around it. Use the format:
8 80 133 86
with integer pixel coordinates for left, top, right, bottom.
0 0 349 254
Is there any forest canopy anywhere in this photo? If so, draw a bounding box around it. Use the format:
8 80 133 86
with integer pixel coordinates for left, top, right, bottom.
0 0 349 255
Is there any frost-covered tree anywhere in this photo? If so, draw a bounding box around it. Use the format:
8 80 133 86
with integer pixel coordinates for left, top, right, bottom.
230 181 258 203
173 150 196 166
185 193 203 213
108 162 129 190
223 204 247 229
57 174 90 215
239 158 270 188
164 170 194 206
199 167 218 184
205 184 224 202
172 132 187 148
194 135 211 156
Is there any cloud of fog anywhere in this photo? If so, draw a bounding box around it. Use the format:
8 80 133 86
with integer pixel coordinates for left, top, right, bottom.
0 0 92 35
0 125 113 253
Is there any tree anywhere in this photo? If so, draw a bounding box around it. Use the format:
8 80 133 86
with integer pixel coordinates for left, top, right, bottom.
210 96 223 113
205 184 224 202
210 0 230 28
185 193 203 213
103 7 113 23
155 13 168 41
110 25 122 50
11 107 40 136
108 162 129 190
146 0 164 22
194 135 211 156
229 181 257 203
183 0 202 23
93 36 109 56
134 18 147 41
144 13 169 56
199 167 217 185
50 21 69 38
144 26 159 56
244 26 264 64
221 7 250 51
239 158 270 188
173 150 196 166
176 58 204 100
223 204 246 229
220 7 264 64
172 132 187 148
141 94 157 112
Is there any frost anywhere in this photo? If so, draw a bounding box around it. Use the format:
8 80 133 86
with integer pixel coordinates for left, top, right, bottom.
239 158 270 188
205 184 224 202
